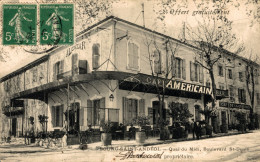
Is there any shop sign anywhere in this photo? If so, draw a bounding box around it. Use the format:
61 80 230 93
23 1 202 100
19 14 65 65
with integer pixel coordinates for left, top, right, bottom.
124 75 212 95
66 40 86 57
219 102 251 110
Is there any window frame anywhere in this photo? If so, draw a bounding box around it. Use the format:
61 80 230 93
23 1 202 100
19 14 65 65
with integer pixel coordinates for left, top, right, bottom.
218 65 223 76
228 69 233 79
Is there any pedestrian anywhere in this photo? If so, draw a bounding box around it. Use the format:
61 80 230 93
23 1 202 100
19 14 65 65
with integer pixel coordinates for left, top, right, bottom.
196 121 201 140
191 119 196 139
128 124 136 140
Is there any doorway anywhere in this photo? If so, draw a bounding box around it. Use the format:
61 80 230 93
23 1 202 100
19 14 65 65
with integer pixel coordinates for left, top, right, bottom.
12 118 17 137
152 101 166 125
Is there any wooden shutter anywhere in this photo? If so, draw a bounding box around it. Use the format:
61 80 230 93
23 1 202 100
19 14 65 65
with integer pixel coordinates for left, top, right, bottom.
242 89 246 103
171 56 176 77
122 97 128 125
53 64 56 80
199 65 204 83
59 105 64 127
238 89 241 102
138 99 145 116
60 60 64 74
87 100 92 125
72 54 78 75
51 106 56 127
190 61 194 81
148 107 153 124
79 108 84 126
100 98 105 123
182 59 186 80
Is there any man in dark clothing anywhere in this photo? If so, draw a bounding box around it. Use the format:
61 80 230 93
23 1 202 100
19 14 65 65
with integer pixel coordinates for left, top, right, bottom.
128 124 136 140
191 119 196 139
195 121 201 140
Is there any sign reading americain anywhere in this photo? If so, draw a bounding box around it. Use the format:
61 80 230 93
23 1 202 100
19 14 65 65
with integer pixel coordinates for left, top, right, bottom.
124 75 212 95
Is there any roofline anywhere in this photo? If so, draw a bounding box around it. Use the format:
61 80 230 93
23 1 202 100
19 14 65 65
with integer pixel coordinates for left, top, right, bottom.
1 16 259 82
0 55 49 82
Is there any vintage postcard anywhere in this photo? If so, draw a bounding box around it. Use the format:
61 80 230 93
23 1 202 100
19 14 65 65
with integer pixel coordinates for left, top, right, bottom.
0 0 260 162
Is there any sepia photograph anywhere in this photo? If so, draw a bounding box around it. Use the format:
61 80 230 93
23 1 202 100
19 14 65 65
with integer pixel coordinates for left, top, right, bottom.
0 0 260 161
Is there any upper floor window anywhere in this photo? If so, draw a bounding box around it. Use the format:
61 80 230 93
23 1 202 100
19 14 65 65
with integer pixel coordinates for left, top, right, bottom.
255 69 259 84
229 85 234 98
190 61 203 83
218 65 223 76
53 60 64 80
206 81 210 87
257 93 260 105
172 57 186 79
127 41 139 70
92 43 100 70
238 88 246 103
153 50 162 74
228 69 232 79
239 72 244 82
219 83 225 90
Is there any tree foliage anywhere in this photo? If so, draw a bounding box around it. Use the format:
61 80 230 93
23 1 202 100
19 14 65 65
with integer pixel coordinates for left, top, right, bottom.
168 102 193 123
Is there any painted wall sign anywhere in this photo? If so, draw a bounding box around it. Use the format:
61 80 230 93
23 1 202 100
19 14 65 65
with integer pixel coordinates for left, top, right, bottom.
66 41 86 57
124 75 212 95
219 102 251 110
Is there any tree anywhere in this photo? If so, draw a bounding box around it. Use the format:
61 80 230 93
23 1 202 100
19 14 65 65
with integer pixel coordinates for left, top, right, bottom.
245 53 259 129
143 33 181 129
168 102 193 123
154 0 244 127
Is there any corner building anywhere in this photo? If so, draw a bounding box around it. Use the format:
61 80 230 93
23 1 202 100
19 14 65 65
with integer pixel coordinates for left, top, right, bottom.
1 16 259 138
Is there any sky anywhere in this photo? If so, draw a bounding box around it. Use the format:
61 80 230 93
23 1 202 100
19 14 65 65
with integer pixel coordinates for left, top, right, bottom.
0 0 259 78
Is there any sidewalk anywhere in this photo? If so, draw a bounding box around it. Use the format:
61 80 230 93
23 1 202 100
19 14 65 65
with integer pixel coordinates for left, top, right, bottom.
71 129 251 150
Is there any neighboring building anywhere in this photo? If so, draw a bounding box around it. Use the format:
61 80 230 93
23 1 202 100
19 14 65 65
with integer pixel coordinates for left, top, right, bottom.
0 16 259 137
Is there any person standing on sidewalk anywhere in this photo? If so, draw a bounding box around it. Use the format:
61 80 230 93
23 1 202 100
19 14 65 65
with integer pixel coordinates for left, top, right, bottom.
191 119 196 139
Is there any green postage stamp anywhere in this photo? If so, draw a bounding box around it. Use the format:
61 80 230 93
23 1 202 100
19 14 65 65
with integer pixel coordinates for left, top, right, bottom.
3 5 37 45
40 4 74 45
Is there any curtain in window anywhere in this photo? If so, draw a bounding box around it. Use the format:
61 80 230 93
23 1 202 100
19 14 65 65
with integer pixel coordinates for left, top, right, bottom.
92 44 100 70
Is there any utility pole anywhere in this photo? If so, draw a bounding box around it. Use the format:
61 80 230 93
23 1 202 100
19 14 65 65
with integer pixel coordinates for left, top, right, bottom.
67 83 70 133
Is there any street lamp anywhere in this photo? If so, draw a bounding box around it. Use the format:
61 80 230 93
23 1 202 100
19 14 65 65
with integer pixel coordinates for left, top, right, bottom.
109 94 114 102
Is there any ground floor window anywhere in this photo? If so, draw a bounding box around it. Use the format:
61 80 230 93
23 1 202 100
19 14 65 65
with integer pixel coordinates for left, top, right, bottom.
122 97 145 125
52 105 64 127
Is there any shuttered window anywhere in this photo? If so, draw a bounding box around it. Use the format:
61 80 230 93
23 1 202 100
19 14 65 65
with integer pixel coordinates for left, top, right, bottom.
92 44 100 70
172 57 186 80
72 54 78 75
190 61 203 82
238 88 246 103
122 97 145 125
153 50 162 74
128 42 139 70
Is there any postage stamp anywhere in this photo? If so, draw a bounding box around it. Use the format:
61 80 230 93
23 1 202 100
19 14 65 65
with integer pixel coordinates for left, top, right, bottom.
40 4 74 45
2 5 37 45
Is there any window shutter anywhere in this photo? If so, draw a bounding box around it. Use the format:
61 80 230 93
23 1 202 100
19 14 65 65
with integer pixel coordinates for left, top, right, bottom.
72 54 78 75
199 65 204 83
133 44 139 69
59 105 64 127
122 97 128 125
87 100 92 126
138 99 145 116
51 106 56 127
60 60 64 74
100 97 105 123
182 59 186 80
190 61 194 81
148 107 153 124
243 89 246 103
53 64 56 80
79 108 84 126
238 89 241 102
171 56 176 77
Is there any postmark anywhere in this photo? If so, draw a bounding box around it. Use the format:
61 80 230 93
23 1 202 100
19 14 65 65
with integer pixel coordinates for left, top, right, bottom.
3 4 37 45
40 4 74 45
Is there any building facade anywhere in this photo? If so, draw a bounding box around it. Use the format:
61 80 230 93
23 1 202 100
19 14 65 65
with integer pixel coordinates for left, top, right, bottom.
1 16 259 138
